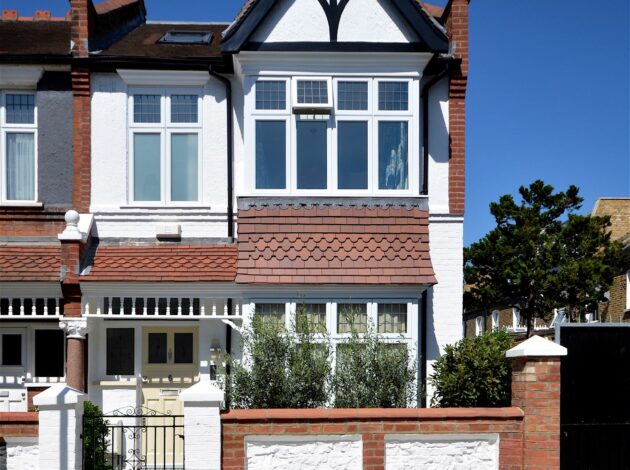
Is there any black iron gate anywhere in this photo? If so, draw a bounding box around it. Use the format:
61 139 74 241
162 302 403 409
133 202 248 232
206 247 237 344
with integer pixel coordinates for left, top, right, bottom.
82 406 185 470
559 325 630 470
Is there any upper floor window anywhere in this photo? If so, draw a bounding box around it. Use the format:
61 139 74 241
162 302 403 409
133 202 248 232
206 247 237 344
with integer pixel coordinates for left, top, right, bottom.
491 310 499 331
249 77 417 195
475 316 484 336
1 92 37 203
129 90 202 204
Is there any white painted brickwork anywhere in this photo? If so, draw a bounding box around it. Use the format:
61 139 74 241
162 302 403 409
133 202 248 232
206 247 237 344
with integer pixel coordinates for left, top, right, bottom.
5 438 38 470
385 434 499 470
246 435 362 470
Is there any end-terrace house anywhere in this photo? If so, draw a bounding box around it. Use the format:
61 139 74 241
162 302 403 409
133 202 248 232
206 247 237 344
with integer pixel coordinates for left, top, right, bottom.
0 0 468 416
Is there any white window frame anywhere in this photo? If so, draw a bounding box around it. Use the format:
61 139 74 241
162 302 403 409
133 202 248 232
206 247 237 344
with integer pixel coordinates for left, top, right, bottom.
292 76 333 110
512 307 525 332
0 90 38 204
491 310 499 331
127 87 203 206
246 76 418 196
475 316 484 336
0 328 26 369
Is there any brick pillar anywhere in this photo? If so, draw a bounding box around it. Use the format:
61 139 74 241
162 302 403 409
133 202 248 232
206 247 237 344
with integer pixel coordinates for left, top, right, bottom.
71 68 91 213
443 0 468 216
69 0 95 56
507 335 567 469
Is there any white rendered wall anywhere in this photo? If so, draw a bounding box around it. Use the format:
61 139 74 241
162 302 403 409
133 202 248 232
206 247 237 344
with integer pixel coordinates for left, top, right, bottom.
246 435 362 470
90 73 229 239
251 0 329 43
426 217 464 401
337 0 417 43
427 79 450 214
385 434 499 470
5 437 38 470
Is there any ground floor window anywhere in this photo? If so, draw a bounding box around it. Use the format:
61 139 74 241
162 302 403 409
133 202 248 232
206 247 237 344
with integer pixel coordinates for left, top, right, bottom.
34 329 64 377
0 332 23 366
106 328 134 375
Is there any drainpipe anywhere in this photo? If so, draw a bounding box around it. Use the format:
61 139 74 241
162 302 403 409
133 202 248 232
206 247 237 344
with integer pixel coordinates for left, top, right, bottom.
420 290 428 407
208 68 234 240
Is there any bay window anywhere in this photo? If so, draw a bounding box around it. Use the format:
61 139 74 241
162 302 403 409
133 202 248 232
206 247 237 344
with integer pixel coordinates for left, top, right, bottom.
129 90 201 204
1 92 37 203
249 77 416 194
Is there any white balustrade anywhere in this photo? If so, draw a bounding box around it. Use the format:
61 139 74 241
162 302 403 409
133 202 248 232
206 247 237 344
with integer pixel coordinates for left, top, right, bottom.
0 297 63 319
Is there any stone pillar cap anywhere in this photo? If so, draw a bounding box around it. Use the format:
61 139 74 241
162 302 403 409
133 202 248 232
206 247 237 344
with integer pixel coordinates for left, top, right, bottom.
506 335 567 358
180 380 224 403
33 383 86 407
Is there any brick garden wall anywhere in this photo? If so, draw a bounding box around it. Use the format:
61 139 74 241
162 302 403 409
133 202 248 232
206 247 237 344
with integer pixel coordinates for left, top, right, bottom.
0 412 38 439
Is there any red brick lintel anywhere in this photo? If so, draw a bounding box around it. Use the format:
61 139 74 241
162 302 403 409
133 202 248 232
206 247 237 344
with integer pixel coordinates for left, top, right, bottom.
221 407 524 422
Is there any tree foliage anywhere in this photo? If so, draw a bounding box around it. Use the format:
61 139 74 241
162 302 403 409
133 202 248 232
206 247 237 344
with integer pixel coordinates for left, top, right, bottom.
83 401 112 470
430 331 513 408
465 180 624 334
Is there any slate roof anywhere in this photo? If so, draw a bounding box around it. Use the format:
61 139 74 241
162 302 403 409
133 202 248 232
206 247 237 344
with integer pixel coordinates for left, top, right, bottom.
84 245 237 282
0 20 71 56
0 246 61 281
236 204 436 285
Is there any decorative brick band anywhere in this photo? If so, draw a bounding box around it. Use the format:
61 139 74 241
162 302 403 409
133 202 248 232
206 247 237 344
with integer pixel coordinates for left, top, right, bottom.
0 412 39 438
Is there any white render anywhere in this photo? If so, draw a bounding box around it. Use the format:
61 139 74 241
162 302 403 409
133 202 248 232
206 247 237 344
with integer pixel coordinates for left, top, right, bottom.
246 435 362 470
4 437 38 470
337 0 418 43
385 434 499 470
427 79 450 214
251 0 329 43
90 72 229 239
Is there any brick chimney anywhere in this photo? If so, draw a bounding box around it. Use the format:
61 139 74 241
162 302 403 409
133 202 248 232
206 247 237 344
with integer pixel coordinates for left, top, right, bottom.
68 0 96 56
443 0 469 216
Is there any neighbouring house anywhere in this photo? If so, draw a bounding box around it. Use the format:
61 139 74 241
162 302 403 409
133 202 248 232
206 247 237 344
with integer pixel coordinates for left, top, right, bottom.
0 0 468 427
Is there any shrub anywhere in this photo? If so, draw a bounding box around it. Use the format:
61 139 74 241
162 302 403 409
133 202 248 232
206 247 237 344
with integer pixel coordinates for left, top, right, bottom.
82 401 112 470
430 331 513 408
229 308 332 408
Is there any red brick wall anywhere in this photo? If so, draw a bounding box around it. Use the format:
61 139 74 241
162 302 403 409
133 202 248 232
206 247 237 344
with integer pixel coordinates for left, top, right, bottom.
221 408 524 470
71 68 91 214
0 412 38 439
444 0 468 215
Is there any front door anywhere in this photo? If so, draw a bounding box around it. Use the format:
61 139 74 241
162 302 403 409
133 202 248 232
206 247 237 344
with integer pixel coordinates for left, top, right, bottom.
142 326 198 468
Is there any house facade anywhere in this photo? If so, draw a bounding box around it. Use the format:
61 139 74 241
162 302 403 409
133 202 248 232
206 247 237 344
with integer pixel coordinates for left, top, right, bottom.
0 0 468 417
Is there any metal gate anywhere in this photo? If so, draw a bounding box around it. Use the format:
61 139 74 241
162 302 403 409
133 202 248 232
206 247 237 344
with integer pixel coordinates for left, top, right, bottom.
559 325 630 470
82 406 185 470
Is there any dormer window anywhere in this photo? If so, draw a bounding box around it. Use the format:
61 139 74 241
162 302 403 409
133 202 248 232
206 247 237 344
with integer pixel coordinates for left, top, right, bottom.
158 31 213 44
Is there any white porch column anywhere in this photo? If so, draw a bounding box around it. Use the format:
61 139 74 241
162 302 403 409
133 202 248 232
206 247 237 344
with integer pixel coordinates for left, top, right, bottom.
33 384 86 470
180 381 224 470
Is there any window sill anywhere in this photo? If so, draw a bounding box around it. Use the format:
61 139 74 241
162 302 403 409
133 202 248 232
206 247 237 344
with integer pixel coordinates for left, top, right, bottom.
119 204 211 210
96 379 138 387
0 202 43 208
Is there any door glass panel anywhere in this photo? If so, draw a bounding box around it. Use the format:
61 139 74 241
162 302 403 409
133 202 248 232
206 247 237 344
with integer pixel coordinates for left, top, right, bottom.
174 333 193 364
148 332 167 364
255 121 286 189
35 330 64 377
134 133 161 201
338 122 368 190
106 328 134 375
170 133 198 201
297 120 327 190
2 334 22 366
378 121 408 190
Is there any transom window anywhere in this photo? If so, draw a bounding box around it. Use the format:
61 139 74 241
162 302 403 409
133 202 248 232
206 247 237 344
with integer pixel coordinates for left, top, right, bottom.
1 91 37 203
129 90 202 204
249 77 416 194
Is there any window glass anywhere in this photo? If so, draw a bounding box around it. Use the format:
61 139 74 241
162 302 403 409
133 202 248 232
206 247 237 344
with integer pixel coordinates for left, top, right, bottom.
2 334 22 366
297 120 327 190
297 303 327 333
378 82 408 111
133 133 161 201
337 82 368 111
256 81 286 110
174 333 194 364
337 304 367 334
6 94 35 124
148 333 167 364
338 122 368 190
254 303 286 329
255 121 286 189
35 330 64 377
5 133 35 200
170 133 198 201
378 122 408 190
134 94 161 123
171 95 198 123
378 303 407 333
297 80 328 104
106 328 134 375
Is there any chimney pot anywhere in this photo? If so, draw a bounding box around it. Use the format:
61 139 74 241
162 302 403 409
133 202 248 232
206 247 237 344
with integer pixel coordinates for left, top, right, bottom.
2 10 18 20
35 10 51 20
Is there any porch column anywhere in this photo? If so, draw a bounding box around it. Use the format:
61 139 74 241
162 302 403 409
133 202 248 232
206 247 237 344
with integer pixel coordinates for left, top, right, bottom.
180 381 224 470
59 317 88 392
507 335 567 470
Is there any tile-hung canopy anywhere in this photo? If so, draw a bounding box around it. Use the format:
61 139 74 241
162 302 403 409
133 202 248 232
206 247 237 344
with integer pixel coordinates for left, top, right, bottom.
84 245 237 282
0 246 61 281
222 0 449 52
236 201 436 284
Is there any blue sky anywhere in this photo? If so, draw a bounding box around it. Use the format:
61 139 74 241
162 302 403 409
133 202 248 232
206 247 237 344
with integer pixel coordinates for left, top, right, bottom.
2 0 629 246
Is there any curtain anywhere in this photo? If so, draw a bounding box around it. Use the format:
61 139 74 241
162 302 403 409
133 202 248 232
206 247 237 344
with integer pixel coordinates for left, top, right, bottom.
6 133 35 200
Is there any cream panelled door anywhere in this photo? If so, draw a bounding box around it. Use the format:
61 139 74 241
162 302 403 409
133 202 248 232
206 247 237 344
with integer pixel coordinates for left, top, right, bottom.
142 327 198 468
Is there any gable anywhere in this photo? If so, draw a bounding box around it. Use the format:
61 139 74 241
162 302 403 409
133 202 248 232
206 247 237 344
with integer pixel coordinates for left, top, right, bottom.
223 0 448 52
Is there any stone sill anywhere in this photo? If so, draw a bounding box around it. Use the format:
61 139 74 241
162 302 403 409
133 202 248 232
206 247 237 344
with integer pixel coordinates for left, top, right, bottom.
0 202 43 209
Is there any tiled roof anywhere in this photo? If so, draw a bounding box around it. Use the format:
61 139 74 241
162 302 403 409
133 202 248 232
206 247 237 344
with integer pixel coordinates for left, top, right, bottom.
94 0 140 15
0 245 61 281
0 20 70 56
85 245 237 282
236 203 436 285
